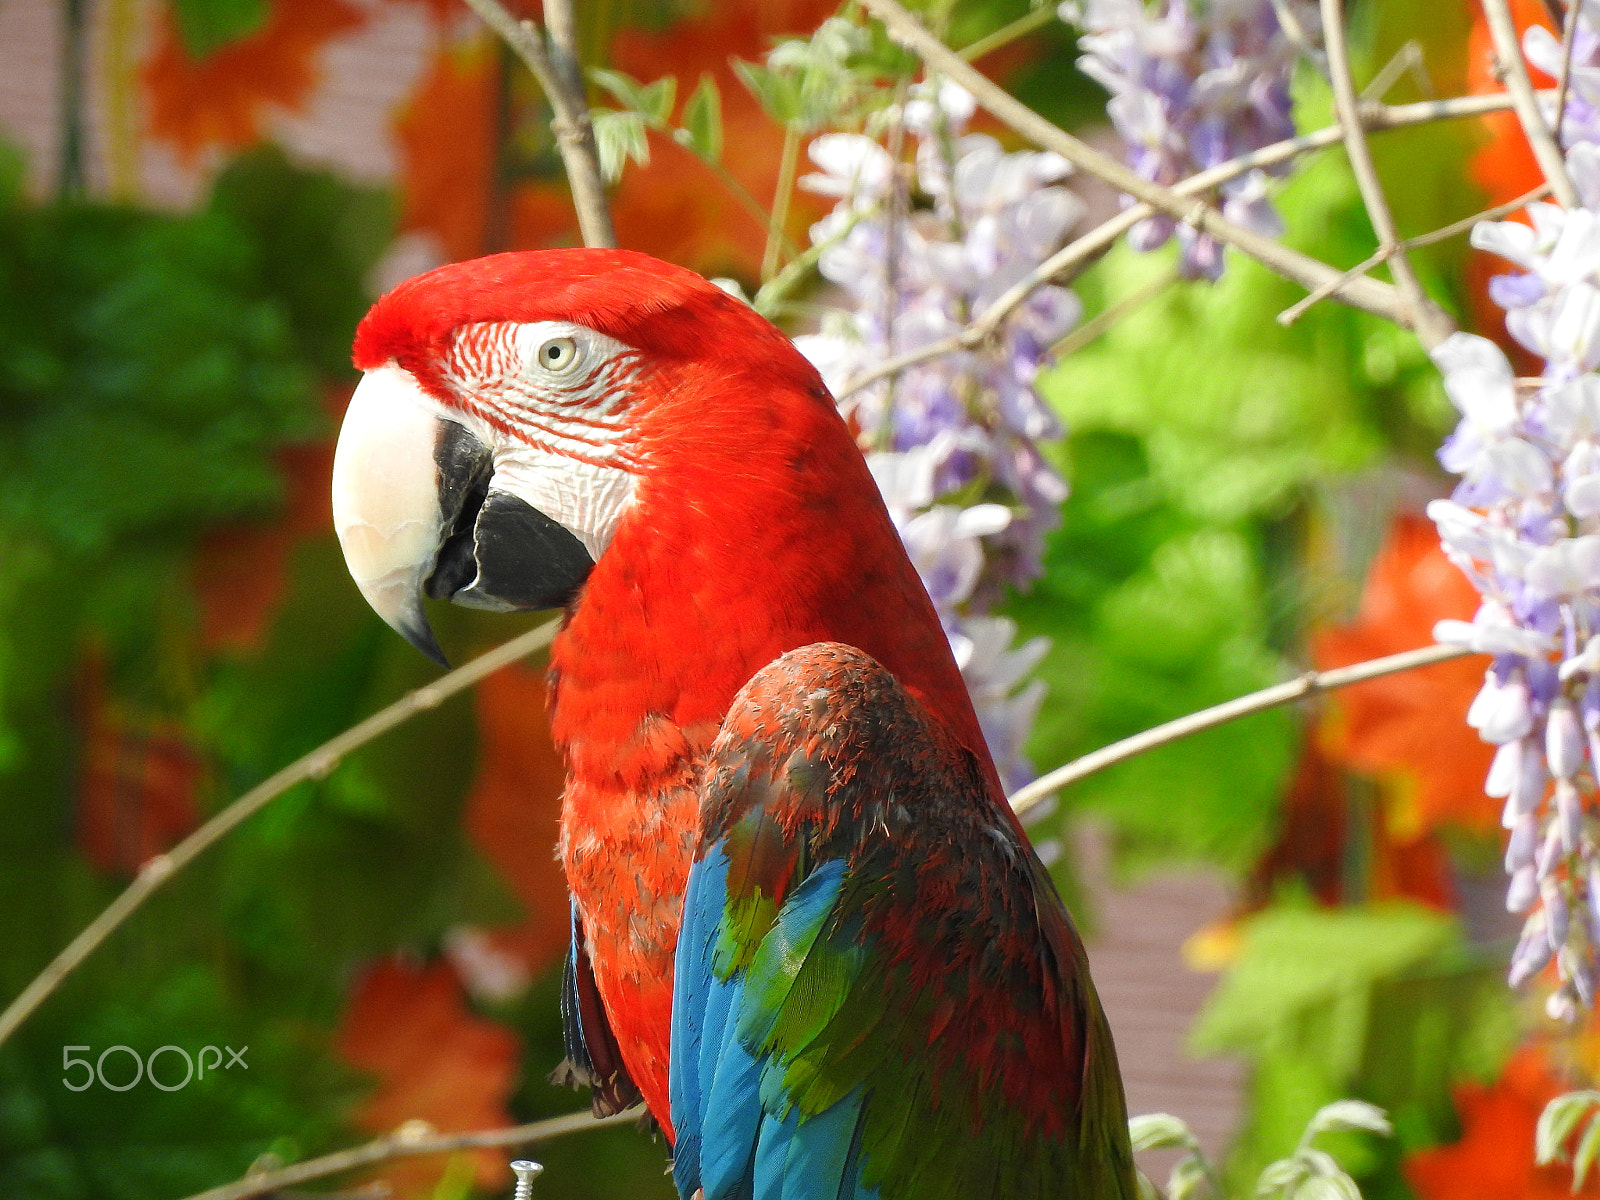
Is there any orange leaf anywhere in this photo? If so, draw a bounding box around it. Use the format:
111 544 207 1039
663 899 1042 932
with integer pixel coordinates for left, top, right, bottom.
1407 1046 1600 1199
338 957 521 1196
394 34 499 262
1313 513 1496 836
461 663 570 984
1463 0 1554 366
142 0 368 162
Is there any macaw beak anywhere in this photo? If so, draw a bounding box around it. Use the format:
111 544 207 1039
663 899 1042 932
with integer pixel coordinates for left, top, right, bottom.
331 365 595 666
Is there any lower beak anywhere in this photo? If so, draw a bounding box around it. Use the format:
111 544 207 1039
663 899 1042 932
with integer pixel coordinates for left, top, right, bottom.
331 365 595 667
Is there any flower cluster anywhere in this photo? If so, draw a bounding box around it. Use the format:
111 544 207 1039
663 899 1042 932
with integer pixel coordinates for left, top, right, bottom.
793 80 1080 795
1431 144 1600 1018
1063 0 1317 279
1525 10 1600 151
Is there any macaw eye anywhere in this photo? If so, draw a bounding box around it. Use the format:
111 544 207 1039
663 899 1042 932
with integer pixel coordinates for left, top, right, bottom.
536 337 580 373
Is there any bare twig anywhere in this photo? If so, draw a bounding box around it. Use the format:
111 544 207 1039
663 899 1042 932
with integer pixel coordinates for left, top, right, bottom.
1277 181 1552 325
1480 0 1578 206
1360 41 1430 102
856 0 1411 327
1555 0 1582 149
1008 643 1477 817
177 1110 630 1200
1270 0 1328 76
959 5 1059 62
463 0 617 248
0 619 560 1051
1320 0 1455 347
837 89 1534 402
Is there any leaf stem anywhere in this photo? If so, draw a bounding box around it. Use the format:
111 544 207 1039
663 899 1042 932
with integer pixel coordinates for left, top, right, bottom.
764 122 804 283
1008 643 1478 817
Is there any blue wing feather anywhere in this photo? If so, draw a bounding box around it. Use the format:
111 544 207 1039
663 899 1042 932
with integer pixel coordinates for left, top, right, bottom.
668 644 1135 1200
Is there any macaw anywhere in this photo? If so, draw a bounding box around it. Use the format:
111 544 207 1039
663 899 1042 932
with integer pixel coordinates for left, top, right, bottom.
331 248 1135 1200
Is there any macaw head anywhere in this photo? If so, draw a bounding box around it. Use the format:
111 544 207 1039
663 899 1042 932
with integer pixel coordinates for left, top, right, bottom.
332 248 815 664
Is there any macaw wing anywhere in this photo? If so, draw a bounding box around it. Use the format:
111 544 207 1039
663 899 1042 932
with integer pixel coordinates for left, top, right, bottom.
552 904 643 1116
669 643 1135 1200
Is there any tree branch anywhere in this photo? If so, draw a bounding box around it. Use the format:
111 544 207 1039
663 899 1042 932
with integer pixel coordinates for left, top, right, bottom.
462 0 617 248
837 89 1532 403
177 1109 631 1200
1008 643 1478 817
1480 0 1578 206
855 0 1412 327
0 619 560 1051
1320 0 1456 347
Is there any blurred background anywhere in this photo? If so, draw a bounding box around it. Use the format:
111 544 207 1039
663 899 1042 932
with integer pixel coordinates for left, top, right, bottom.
0 0 1582 1196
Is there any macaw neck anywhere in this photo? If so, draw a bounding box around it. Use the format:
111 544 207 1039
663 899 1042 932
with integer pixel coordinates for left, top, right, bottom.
546 392 995 801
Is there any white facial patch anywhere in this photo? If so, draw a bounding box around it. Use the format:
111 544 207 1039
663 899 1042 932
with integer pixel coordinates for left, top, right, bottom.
492 445 636 562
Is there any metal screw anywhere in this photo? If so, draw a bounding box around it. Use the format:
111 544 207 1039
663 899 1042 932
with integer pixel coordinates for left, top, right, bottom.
510 1159 543 1199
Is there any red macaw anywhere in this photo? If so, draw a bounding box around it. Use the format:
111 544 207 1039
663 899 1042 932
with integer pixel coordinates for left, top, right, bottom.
331 248 1135 1200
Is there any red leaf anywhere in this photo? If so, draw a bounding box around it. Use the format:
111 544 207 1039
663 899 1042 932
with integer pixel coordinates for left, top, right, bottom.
1313 513 1496 837
1407 1046 1600 1199
142 0 368 162
338 957 521 1195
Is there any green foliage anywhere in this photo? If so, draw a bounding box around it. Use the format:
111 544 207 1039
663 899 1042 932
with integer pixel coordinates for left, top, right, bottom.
1191 905 1517 1198
168 0 271 60
0 148 523 1196
1537 1091 1600 1191
1015 120 1466 873
680 74 724 163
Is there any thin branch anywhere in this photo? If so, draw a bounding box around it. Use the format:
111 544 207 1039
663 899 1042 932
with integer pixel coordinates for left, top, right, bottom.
177 1109 631 1200
1555 0 1582 150
1277 181 1552 325
836 89 1534 403
855 0 1411 327
1360 41 1430 102
1480 0 1578 206
462 0 617 248
1008 643 1477 817
0 619 561 1051
959 5 1058 62
1320 0 1455 348
1048 266 1179 359
1270 0 1328 76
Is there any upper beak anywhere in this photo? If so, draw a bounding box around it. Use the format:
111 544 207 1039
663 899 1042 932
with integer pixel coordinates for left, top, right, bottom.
331 365 470 665
331 365 595 667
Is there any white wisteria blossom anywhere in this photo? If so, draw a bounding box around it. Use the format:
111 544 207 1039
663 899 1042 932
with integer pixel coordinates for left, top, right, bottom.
1433 145 1600 1017
795 80 1082 793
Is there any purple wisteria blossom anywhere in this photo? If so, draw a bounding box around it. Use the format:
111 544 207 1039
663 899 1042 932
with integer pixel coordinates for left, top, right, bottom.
1525 8 1600 151
1062 0 1317 279
1432 144 1600 1018
792 80 1080 794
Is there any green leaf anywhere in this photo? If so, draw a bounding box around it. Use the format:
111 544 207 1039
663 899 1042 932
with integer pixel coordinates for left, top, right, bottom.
1575 1110 1600 1192
733 59 802 124
1130 1112 1195 1153
680 74 723 162
1166 1156 1207 1200
1303 1101 1392 1141
1536 1092 1600 1165
589 67 647 112
1190 905 1457 1061
592 110 650 184
636 77 677 125
169 0 270 59
1256 1158 1305 1197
